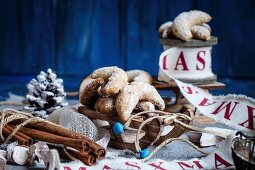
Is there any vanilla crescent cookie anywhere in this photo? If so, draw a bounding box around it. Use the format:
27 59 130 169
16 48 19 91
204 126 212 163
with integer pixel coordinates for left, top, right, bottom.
94 97 116 115
126 70 153 84
79 77 91 94
94 98 155 115
136 101 157 117
158 21 173 33
191 25 211 41
79 78 105 107
172 10 212 41
158 21 173 39
90 66 128 97
201 23 211 32
159 21 211 40
116 82 165 122
136 101 155 111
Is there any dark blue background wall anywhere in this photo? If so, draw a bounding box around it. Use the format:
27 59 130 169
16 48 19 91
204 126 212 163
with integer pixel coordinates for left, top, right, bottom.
0 0 255 78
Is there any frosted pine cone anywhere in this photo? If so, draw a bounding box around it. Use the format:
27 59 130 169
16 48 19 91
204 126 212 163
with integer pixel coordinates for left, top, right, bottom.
25 68 68 118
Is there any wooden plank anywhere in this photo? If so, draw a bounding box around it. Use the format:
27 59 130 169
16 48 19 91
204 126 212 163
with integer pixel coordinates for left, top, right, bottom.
0 0 54 74
55 0 125 75
184 104 216 124
108 139 151 152
126 0 194 75
196 0 255 78
192 116 216 124
104 118 168 143
108 126 159 151
0 0 254 81
156 124 186 144
108 124 187 151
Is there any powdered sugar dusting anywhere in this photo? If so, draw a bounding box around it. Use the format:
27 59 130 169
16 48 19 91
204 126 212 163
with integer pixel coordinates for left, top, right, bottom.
116 82 165 121
90 66 128 96
126 70 153 84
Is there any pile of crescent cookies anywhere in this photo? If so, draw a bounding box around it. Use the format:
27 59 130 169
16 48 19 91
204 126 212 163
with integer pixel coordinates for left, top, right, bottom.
159 10 212 41
79 66 165 122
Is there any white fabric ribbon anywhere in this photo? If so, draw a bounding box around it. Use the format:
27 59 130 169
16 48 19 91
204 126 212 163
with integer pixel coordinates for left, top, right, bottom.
159 48 255 136
158 46 215 81
58 131 236 169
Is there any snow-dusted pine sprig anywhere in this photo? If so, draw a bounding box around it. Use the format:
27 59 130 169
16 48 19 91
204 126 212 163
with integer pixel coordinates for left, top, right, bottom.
25 68 68 118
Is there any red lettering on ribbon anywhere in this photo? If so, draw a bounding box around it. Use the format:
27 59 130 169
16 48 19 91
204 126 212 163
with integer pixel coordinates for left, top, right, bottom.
199 98 217 106
148 162 166 170
211 101 239 120
78 167 86 170
182 86 193 94
174 51 188 71
103 165 111 170
125 162 141 169
215 153 232 169
63 167 72 170
196 51 206 70
162 55 168 70
239 105 255 130
176 161 203 169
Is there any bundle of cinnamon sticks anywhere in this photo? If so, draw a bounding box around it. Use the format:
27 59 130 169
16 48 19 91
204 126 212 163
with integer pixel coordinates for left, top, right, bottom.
3 119 106 166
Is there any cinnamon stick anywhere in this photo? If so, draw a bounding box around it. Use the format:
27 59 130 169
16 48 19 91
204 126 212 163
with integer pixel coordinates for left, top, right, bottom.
5 125 33 145
11 120 105 158
89 143 106 160
2 127 29 146
26 121 82 139
12 120 89 149
39 121 105 159
12 120 104 157
71 146 90 154
68 149 96 166
49 145 96 166
8 125 86 150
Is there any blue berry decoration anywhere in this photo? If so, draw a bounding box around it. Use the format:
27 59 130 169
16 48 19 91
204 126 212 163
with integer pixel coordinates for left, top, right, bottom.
112 122 124 135
139 149 150 159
